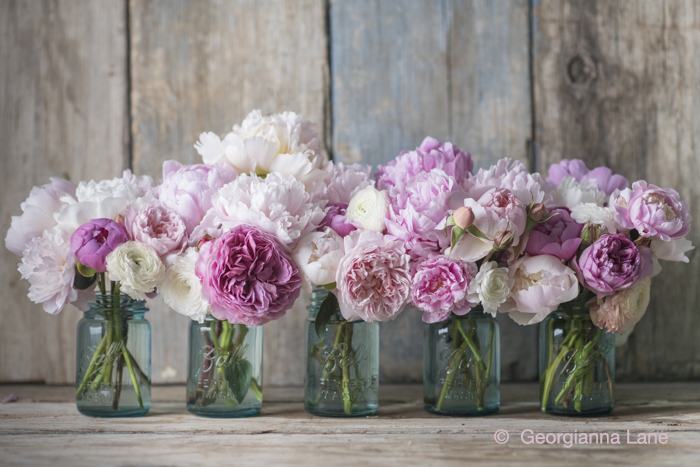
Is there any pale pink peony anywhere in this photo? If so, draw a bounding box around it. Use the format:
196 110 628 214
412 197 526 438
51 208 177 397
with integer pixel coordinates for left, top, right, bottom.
411 256 478 323
465 158 555 207
311 162 373 205
127 202 187 264
335 230 411 323
524 207 583 261
5 177 77 256
590 277 651 334
547 159 628 196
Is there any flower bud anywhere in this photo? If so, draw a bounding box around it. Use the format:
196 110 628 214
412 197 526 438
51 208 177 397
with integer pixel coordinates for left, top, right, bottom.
493 230 515 251
529 203 547 222
453 207 475 229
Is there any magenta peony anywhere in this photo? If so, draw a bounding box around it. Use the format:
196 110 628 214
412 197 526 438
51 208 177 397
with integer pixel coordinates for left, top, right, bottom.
376 137 473 190
158 160 237 235
411 256 478 323
70 218 129 272
614 181 691 241
196 225 301 326
320 202 359 237
575 233 653 298
127 202 187 264
525 207 583 261
335 230 411 323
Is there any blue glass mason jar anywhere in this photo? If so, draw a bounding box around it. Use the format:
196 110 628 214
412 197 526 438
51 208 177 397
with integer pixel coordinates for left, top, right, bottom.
76 293 151 417
304 287 379 417
186 317 263 418
539 307 615 416
423 307 500 416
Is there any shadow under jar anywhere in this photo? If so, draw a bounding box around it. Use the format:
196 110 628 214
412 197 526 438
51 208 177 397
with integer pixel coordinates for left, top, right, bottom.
423 307 500 416
76 293 151 417
539 307 615 416
304 287 379 417
186 317 263 418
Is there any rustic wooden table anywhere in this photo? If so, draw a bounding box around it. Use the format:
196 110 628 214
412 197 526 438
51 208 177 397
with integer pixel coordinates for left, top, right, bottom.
1 383 698 466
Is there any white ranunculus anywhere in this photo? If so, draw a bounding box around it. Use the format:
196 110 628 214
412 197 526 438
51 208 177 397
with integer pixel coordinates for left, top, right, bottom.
570 203 618 233
106 241 165 300
555 177 607 209
292 228 344 292
161 247 209 323
466 261 513 316
346 186 389 232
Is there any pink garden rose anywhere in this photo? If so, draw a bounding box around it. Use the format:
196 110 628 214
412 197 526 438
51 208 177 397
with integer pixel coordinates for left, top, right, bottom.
411 256 478 323
196 225 301 326
614 181 691 241
376 137 473 190
525 207 583 261
157 160 237 235
575 233 653 298
127 202 187 264
335 230 411 323
547 159 628 196
70 218 129 272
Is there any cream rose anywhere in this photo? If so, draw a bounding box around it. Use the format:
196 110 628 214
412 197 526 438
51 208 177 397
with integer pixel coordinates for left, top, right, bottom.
346 186 389 232
292 228 344 292
161 247 210 323
106 241 165 300
466 261 513 316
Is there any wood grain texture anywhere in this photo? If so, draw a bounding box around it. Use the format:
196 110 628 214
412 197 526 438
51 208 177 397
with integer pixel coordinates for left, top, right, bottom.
0 0 128 383
532 0 700 380
331 0 535 382
129 0 329 385
1 383 700 466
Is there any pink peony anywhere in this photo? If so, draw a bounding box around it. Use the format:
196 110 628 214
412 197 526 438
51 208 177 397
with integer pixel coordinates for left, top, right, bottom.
335 230 411 323
158 160 237 235
411 256 478 323
614 181 691 241
196 225 301 326
70 218 129 273
575 234 653 298
127 202 186 264
466 158 555 207
5 177 77 256
525 207 583 261
547 159 628 196
319 202 359 237
312 162 373 205
376 137 473 190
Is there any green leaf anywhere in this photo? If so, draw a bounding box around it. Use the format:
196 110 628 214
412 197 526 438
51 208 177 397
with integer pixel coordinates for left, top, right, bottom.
315 292 339 339
73 267 97 290
76 260 96 278
450 226 466 250
445 215 456 227
465 224 489 241
224 359 253 404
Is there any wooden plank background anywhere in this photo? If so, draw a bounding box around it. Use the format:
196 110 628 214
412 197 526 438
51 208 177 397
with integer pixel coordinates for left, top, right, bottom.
0 0 697 385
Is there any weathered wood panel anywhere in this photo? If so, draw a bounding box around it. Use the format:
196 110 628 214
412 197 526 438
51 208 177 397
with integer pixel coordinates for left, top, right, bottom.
0 0 128 383
129 0 329 385
532 0 700 379
331 0 535 382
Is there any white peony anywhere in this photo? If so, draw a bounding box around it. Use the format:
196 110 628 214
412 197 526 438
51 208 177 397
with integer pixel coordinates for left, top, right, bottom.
194 110 327 189
106 241 165 300
311 162 373 204
570 203 618 233
194 172 327 248
292 228 344 292
18 225 92 314
161 248 210 323
346 186 389 232
651 236 695 263
502 255 580 325
555 176 607 209
466 261 513 316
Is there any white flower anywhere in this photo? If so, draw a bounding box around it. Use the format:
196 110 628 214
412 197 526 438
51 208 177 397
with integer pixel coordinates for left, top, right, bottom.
18 225 92 314
194 172 327 248
591 277 651 334
555 177 607 209
55 170 154 233
466 261 513 316
292 228 344 292
161 248 209 323
502 255 579 325
570 203 618 233
5 177 77 256
311 162 373 204
194 110 327 189
106 241 165 300
651 236 695 263
346 186 389 232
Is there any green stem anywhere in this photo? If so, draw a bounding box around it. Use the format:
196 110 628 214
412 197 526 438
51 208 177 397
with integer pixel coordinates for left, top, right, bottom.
314 321 346 405
436 320 468 411
250 377 263 402
456 320 486 372
76 328 110 397
341 323 354 415
121 345 144 410
554 328 603 409
540 324 580 411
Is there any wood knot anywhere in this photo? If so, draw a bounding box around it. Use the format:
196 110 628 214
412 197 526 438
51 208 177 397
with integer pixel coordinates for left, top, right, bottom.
567 55 597 84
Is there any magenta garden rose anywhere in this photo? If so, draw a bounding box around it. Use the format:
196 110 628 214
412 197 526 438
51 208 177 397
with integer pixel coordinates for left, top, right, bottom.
70 218 129 272
411 256 478 323
196 225 301 326
575 233 653 298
